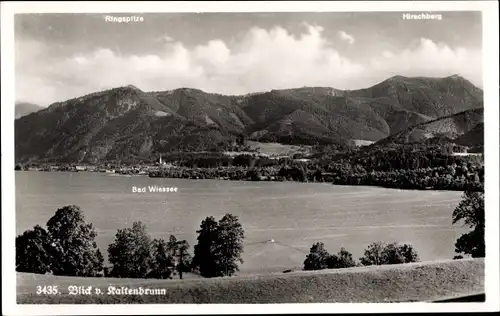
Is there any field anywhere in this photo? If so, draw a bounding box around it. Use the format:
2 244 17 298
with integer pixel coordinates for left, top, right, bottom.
246 141 312 156
352 139 376 147
17 258 484 303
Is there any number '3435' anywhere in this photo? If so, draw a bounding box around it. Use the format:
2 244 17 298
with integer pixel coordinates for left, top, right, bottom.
36 285 59 295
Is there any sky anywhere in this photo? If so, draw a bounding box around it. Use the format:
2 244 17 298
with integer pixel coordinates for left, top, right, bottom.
15 12 483 106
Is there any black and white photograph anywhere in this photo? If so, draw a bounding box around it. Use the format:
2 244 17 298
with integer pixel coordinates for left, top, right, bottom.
2 1 499 314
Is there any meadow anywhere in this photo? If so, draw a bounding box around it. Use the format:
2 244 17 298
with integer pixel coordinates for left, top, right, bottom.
17 259 484 303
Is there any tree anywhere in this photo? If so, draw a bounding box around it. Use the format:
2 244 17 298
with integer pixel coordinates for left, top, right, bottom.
108 221 153 278
215 213 245 276
360 242 419 266
359 242 385 266
16 225 52 274
46 205 103 276
165 235 191 279
381 243 419 264
247 169 262 181
166 235 178 258
175 240 192 279
303 242 330 270
94 249 105 277
236 134 247 147
452 191 485 258
396 243 420 263
313 168 324 182
149 238 174 279
326 247 357 269
192 216 220 277
298 166 307 182
192 214 245 278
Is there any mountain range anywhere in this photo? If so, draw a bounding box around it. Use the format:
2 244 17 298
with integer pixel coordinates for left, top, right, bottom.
15 75 484 163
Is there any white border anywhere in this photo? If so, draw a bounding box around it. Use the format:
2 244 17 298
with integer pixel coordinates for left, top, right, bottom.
2 1 499 315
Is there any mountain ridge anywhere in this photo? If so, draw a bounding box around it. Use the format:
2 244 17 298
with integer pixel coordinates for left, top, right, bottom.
15 75 484 163
375 108 484 146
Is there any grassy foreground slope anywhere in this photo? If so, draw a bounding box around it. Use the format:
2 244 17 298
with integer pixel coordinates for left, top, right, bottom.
18 259 484 304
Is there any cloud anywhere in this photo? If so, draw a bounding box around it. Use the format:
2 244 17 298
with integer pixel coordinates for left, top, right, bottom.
369 38 482 86
15 26 482 106
339 31 355 45
382 50 394 58
161 34 174 43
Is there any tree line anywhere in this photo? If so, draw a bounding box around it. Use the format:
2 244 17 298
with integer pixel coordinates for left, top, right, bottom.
147 143 484 192
16 206 245 279
17 142 484 192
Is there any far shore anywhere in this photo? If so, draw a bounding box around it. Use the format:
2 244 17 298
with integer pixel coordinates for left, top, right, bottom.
15 168 479 193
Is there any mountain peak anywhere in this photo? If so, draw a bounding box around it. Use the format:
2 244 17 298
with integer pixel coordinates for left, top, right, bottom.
125 84 140 90
388 75 407 81
445 74 465 81
114 84 142 93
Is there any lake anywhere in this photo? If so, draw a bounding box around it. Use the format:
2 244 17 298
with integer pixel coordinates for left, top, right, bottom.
15 171 468 274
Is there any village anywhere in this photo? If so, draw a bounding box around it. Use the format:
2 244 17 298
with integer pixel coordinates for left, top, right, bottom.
15 152 313 177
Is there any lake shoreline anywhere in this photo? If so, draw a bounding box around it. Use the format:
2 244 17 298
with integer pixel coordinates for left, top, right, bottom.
15 169 476 193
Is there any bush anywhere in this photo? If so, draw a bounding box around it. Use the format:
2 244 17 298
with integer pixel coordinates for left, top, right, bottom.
360 242 419 266
46 205 103 276
16 225 52 274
